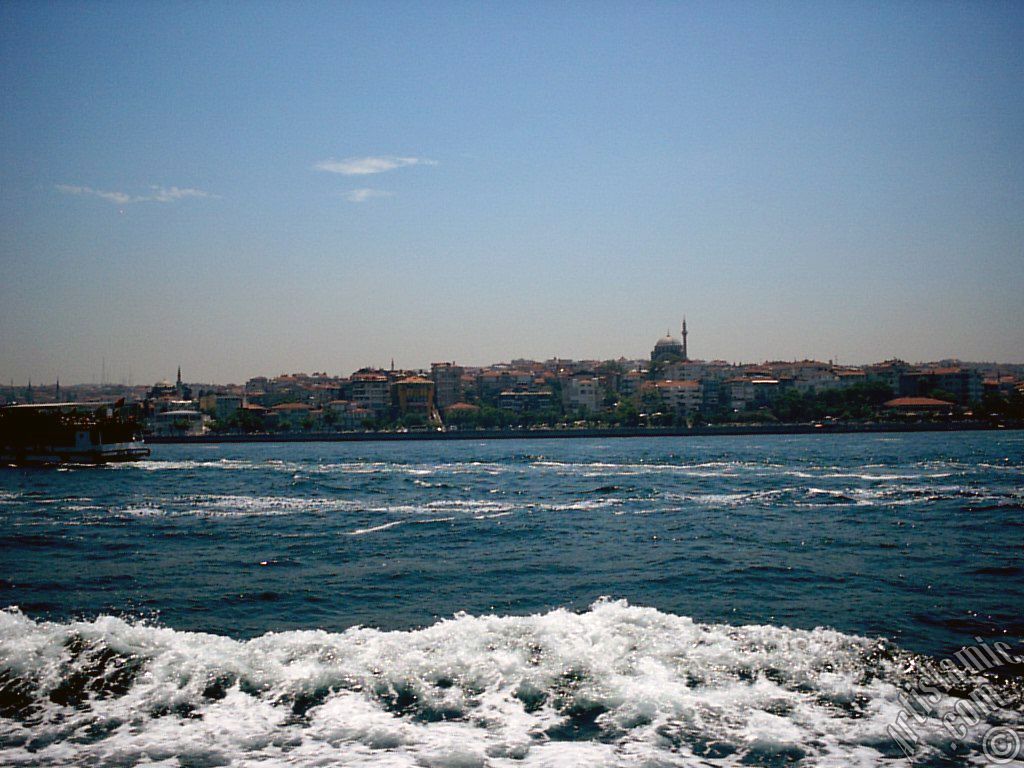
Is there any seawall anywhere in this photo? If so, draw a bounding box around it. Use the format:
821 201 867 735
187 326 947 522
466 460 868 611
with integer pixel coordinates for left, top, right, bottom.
145 421 1016 444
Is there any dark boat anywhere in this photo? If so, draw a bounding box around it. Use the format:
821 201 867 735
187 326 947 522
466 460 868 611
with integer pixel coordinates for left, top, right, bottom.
0 401 150 466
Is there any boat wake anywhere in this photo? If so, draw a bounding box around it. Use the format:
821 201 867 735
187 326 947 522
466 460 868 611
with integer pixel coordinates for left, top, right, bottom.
1 599 1018 766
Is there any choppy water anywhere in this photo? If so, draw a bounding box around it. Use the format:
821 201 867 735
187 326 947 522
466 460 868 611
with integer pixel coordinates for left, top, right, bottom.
1 432 1022 766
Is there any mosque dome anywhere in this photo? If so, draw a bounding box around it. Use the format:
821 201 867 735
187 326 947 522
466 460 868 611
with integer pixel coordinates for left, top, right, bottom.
651 330 686 362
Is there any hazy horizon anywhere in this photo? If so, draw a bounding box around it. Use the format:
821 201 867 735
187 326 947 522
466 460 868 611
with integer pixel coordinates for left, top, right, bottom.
2 2 1022 385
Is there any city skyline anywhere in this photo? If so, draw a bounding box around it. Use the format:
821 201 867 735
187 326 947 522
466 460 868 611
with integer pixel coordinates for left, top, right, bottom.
2 2 1022 385
4 328 1023 391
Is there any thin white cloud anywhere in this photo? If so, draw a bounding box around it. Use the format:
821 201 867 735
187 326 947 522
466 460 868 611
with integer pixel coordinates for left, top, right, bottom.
148 185 212 202
344 188 392 203
314 156 438 176
56 183 215 204
56 184 135 204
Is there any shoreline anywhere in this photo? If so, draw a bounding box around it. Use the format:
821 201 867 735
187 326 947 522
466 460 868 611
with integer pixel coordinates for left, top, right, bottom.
145 421 1019 444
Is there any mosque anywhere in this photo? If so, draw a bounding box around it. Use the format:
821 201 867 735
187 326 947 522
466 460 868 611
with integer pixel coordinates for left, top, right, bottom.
651 318 689 362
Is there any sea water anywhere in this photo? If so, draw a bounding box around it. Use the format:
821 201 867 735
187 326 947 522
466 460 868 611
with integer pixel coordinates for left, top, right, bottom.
1 432 1021 766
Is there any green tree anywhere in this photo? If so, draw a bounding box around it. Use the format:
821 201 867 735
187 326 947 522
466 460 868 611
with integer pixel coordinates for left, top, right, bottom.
444 407 480 428
233 409 265 433
928 389 957 404
612 399 640 427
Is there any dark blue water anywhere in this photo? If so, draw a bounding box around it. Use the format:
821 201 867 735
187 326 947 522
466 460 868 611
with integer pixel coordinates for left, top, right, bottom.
3 432 1022 655
1 432 1022 766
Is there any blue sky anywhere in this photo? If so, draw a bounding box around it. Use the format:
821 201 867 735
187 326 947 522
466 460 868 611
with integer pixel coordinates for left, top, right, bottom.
2 1 1022 385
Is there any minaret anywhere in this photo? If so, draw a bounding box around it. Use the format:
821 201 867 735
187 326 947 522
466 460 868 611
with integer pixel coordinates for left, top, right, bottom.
176 366 183 398
55 378 60 403
681 316 688 361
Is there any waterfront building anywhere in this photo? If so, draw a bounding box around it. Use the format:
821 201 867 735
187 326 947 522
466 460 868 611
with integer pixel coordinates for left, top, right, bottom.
199 393 243 421
325 400 367 430
700 377 723 411
562 374 603 413
498 390 554 413
865 359 911 392
983 374 1021 397
751 378 782 407
899 367 982 406
215 394 242 420
151 409 206 436
476 369 535 403
647 380 703 414
618 370 646 399
392 376 437 420
834 369 868 389
792 370 840 394
663 358 716 381
476 370 504 402
350 371 391 418
270 402 314 428
762 360 833 392
431 362 464 410
724 378 756 411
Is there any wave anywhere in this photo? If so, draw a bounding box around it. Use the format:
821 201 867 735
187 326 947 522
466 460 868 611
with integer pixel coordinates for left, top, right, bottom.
113 495 363 519
127 459 526 478
111 497 527 524
1 600 1017 766
12 486 1022 523
346 516 456 537
126 458 260 472
97 456 1022 504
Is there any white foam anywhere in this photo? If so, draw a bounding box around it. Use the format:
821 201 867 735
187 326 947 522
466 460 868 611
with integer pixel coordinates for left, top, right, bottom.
346 516 455 537
346 519 409 536
530 460 751 479
114 495 363 519
0 600 1015 766
132 458 258 471
548 499 623 511
665 489 788 506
